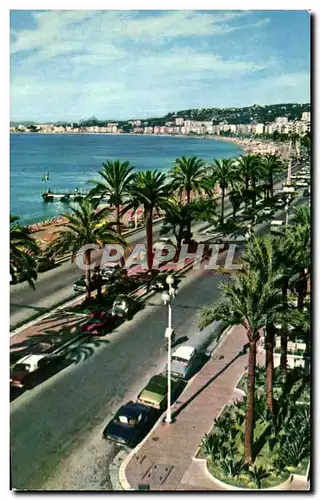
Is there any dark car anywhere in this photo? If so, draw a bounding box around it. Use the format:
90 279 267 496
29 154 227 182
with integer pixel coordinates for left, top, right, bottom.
110 295 138 318
103 402 161 447
81 311 117 335
100 265 124 283
150 272 170 290
73 275 99 293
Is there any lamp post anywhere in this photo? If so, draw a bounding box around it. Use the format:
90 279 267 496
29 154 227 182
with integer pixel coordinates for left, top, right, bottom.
284 195 290 226
162 274 177 424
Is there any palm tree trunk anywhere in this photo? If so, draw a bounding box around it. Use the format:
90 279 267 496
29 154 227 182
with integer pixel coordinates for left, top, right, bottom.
297 270 307 311
84 249 91 301
245 338 257 465
269 172 273 197
265 324 274 415
146 208 153 271
221 188 225 224
116 204 127 277
280 280 289 380
116 205 121 235
186 190 191 204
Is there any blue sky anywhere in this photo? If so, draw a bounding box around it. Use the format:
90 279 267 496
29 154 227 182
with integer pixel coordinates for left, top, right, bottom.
10 10 310 122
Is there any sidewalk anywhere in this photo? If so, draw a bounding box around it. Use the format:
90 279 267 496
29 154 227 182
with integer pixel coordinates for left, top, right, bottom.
121 325 250 490
121 325 309 491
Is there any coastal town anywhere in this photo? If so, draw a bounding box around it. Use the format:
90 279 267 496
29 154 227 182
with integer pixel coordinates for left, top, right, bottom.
11 110 311 138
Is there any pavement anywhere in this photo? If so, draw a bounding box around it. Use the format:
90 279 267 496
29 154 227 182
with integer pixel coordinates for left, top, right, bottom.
120 325 309 491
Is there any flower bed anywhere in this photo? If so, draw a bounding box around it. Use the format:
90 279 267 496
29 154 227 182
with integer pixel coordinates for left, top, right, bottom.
199 366 310 489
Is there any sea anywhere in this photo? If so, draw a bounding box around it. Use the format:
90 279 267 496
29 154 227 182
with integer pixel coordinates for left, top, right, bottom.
10 133 243 225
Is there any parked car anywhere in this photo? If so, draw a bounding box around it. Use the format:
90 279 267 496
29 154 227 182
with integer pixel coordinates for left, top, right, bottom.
10 354 63 389
150 271 170 290
81 311 117 335
73 275 99 293
102 402 161 447
110 295 138 318
165 345 204 380
270 220 285 234
100 265 123 282
262 206 273 216
137 374 186 410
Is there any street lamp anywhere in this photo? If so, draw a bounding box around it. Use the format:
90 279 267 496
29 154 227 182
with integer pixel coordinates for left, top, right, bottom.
284 195 291 226
161 274 177 424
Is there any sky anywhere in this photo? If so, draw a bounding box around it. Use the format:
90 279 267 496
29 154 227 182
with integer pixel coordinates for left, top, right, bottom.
10 10 311 122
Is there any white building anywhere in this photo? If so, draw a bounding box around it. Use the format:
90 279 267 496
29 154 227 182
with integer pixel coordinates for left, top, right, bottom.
275 116 288 125
252 123 265 135
301 112 310 122
175 117 184 126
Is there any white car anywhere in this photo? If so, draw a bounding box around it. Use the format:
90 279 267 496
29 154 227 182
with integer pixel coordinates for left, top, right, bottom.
262 207 273 216
10 354 63 389
165 345 204 380
270 220 284 234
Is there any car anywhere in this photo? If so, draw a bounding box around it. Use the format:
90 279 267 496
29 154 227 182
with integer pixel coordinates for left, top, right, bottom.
102 402 161 447
270 220 285 234
137 374 186 410
10 354 63 389
150 271 170 290
37 256 55 273
73 275 99 293
81 311 117 335
110 295 138 318
262 206 273 216
165 345 204 380
100 265 124 283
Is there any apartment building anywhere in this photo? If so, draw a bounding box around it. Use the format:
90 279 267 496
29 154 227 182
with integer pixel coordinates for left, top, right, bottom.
175 117 184 126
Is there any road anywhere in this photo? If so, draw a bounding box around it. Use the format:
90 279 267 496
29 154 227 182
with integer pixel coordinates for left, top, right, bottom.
10 162 304 330
10 195 308 491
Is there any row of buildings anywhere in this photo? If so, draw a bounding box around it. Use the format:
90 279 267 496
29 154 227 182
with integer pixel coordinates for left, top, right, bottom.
10 112 310 137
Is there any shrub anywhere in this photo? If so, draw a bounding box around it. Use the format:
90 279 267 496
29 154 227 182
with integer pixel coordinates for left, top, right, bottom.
218 456 248 478
246 465 269 489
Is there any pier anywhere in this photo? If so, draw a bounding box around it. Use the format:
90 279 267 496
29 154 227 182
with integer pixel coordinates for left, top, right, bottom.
41 189 100 203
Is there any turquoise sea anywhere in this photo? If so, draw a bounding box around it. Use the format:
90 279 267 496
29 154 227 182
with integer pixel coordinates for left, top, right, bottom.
10 133 243 225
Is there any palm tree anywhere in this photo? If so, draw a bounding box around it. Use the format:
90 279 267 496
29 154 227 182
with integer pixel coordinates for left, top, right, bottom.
210 158 235 224
199 266 281 464
47 199 125 300
161 202 193 252
241 235 280 414
89 160 135 234
10 215 40 289
236 155 265 210
124 171 174 270
170 156 207 204
261 154 284 198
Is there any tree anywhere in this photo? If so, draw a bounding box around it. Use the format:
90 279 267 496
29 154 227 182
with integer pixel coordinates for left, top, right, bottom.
124 171 174 270
241 235 280 414
10 215 40 289
170 156 208 204
210 158 235 224
199 267 281 464
236 155 265 210
161 202 193 252
261 154 284 198
89 160 135 234
47 199 125 300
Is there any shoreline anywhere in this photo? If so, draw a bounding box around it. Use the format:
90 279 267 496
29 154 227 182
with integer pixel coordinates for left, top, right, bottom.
15 134 289 236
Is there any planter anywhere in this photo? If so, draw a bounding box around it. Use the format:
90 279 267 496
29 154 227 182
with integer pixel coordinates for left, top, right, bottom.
205 460 293 491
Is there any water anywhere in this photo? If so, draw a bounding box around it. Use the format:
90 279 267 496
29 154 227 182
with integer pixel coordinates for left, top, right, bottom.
10 133 243 225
